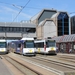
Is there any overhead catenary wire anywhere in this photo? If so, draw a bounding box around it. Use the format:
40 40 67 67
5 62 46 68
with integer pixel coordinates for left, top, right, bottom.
0 1 42 10
0 0 31 22
0 1 23 9
12 0 31 22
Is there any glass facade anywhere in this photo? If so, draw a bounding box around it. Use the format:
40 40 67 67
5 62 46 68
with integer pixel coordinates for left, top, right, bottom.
57 12 69 36
0 27 36 33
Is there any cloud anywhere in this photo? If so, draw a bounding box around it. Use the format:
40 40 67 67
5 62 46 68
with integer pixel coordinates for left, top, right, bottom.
1 6 32 19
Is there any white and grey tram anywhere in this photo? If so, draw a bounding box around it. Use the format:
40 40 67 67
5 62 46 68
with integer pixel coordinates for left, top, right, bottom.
34 39 57 55
0 39 9 54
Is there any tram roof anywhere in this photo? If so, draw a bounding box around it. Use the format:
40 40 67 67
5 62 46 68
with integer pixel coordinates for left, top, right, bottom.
11 40 24 44
21 37 34 40
0 39 6 42
52 34 75 43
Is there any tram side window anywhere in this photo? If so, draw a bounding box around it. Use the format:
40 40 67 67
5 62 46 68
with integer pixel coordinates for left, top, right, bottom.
35 42 44 48
18 44 21 48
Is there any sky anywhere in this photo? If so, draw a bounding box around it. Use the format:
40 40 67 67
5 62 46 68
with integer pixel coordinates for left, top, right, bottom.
0 0 75 22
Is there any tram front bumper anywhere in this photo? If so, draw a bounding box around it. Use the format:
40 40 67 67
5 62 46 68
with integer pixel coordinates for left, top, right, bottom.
23 53 36 56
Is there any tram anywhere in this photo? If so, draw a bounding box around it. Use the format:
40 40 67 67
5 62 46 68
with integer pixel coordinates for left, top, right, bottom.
0 39 9 54
9 38 36 56
34 39 57 55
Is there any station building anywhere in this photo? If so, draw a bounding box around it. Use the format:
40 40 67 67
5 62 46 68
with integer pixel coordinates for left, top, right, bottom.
0 22 36 40
31 9 70 39
0 9 70 40
52 34 75 53
51 15 75 53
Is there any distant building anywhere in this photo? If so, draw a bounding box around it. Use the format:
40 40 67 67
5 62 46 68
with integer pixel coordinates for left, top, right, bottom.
0 22 36 40
0 9 70 40
71 16 75 34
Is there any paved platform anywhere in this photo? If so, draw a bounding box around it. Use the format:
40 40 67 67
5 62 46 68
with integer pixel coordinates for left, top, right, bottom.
0 58 13 75
57 53 75 56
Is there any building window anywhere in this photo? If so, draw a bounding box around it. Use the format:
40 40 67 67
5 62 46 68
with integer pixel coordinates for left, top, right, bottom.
0 27 3 32
16 27 20 32
2 27 6 32
57 12 69 36
6 27 10 32
26 28 36 33
10 27 13 32
0 27 36 33
22 28 26 32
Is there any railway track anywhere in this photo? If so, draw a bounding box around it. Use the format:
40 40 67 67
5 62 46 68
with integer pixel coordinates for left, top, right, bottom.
2 53 75 75
20 56 75 75
1 55 42 75
37 53 75 64
57 54 75 59
36 56 75 69
10 53 75 75
50 54 75 64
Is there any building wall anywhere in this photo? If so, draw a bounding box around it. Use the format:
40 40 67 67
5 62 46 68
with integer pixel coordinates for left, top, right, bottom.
36 26 43 39
23 33 36 38
0 32 5 37
43 21 57 39
0 32 36 39
6 33 22 37
0 32 22 39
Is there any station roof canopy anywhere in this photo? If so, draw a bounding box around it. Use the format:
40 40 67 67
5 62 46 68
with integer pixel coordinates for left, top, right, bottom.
52 34 75 43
